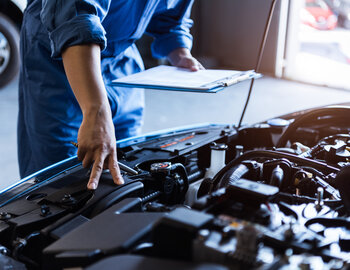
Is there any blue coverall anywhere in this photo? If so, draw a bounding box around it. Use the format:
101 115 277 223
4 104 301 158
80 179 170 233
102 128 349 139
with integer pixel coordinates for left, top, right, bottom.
18 0 194 177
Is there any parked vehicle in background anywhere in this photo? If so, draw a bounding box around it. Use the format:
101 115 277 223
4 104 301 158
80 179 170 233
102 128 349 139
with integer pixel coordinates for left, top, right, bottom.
0 0 25 88
301 0 338 30
325 0 350 29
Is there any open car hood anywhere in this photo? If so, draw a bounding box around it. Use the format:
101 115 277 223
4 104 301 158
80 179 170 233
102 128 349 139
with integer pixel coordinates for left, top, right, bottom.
0 104 350 269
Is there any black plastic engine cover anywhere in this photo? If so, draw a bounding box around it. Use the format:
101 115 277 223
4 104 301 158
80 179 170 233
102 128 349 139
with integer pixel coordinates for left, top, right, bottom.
153 207 213 260
85 255 229 270
43 206 164 268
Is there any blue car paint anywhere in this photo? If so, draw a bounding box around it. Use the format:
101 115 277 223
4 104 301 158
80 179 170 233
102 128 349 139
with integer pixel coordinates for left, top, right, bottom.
1 123 225 207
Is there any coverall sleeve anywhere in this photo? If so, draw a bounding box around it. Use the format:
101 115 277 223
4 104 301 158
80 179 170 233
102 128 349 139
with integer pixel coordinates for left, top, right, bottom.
40 0 110 58
146 0 194 59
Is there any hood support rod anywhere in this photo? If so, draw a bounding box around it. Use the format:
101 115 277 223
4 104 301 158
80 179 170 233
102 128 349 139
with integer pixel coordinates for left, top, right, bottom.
238 0 278 128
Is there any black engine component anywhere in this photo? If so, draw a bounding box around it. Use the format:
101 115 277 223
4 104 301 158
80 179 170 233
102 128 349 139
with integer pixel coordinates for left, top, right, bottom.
0 107 350 269
335 165 350 214
149 162 189 204
86 255 229 270
277 106 350 148
153 207 213 260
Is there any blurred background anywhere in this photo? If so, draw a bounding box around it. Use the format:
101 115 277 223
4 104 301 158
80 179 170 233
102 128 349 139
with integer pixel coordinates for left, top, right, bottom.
1 0 350 189
141 0 350 89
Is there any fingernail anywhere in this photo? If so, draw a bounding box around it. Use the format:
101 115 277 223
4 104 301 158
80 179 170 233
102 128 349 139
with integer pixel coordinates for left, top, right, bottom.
88 182 96 190
116 176 124 185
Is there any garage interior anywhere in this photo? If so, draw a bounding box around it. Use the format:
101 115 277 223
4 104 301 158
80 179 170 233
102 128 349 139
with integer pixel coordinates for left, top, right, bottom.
1 1 350 269
1 0 350 189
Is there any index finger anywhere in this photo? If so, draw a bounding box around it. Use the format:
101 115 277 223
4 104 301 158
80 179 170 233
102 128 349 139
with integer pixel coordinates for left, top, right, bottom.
109 151 124 185
87 153 107 190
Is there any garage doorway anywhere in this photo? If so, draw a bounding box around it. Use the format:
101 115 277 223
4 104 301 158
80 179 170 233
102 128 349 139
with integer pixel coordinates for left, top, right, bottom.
283 0 350 90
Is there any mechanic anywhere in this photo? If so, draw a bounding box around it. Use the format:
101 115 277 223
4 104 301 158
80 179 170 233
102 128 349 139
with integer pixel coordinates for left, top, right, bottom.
18 0 203 190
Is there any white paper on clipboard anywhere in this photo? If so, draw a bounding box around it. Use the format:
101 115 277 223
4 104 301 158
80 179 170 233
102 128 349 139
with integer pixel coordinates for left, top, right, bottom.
110 65 260 93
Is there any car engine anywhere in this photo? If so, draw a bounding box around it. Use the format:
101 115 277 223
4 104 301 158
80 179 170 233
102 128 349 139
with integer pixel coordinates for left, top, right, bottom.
0 106 350 269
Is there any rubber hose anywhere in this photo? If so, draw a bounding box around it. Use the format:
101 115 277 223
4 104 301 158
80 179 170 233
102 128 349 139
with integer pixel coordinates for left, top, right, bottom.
217 164 250 188
277 107 350 148
211 150 339 192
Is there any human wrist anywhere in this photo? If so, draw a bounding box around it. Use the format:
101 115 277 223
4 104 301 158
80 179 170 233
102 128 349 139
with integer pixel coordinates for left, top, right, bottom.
82 101 110 118
168 47 191 66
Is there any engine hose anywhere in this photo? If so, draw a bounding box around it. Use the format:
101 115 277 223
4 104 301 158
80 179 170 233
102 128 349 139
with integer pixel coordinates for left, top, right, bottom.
299 166 326 178
217 164 250 188
277 106 350 148
300 166 340 198
188 170 205 184
273 192 342 206
12 232 40 268
319 134 350 144
305 217 350 229
211 150 339 192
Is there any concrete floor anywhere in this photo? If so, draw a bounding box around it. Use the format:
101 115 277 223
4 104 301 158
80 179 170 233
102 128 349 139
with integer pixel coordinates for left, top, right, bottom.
1 76 350 191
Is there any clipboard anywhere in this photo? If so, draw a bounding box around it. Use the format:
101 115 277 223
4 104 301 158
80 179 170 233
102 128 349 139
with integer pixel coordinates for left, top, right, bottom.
110 65 262 93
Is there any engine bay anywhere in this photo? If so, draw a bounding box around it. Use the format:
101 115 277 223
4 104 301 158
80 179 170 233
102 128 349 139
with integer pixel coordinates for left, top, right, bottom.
0 106 350 269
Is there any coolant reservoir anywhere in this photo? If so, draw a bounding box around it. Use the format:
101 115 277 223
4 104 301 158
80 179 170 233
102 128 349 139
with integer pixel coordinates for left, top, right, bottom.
204 143 227 179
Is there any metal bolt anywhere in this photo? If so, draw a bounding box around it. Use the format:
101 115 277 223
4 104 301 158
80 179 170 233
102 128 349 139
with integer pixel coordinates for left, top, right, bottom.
0 212 10 220
61 194 76 206
284 223 294 241
198 229 210 241
283 248 293 262
315 187 324 212
40 205 51 217
0 246 9 255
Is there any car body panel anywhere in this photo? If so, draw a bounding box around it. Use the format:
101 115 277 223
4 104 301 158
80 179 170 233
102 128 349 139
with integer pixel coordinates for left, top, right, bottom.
0 123 225 206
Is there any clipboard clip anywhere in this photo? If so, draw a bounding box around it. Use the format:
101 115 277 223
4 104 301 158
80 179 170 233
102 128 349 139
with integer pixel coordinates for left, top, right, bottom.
220 70 255 87
200 70 258 90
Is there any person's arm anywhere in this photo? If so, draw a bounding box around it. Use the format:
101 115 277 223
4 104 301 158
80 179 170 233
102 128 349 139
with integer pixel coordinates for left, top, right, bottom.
146 1 198 63
40 0 118 189
62 44 123 190
145 1 203 71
